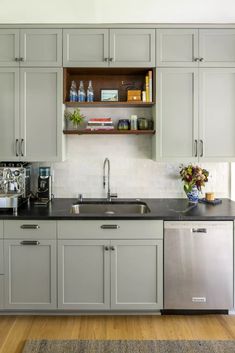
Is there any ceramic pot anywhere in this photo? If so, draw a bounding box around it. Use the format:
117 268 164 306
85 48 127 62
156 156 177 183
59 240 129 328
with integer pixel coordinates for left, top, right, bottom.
186 185 199 204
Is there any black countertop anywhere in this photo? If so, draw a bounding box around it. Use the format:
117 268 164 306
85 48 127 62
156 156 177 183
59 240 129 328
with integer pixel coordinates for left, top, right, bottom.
0 198 235 221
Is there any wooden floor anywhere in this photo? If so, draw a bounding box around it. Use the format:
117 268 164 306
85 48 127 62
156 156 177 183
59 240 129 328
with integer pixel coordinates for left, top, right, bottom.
0 315 235 353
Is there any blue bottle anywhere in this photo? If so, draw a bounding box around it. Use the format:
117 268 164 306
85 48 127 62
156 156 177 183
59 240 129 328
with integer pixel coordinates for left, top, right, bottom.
78 81 86 102
87 80 94 102
69 80 78 102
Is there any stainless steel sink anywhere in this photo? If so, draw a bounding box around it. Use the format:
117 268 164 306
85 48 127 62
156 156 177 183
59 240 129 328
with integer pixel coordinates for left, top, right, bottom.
70 201 150 215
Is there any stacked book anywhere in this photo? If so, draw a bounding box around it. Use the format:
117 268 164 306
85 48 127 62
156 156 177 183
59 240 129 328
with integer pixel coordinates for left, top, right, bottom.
145 70 153 102
86 118 114 130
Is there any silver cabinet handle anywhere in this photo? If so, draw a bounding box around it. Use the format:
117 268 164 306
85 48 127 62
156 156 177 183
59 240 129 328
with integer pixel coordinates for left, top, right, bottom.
200 139 203 157
20 240 40 245
104 245 109 251
110 246 115 251
109 58 113 62
194 139 198 157
104 57 109 62
15 139 19 157
19 57 24 62
15 57 20 62
20 224 40 230
199 58 204 62
20 138 24 157
101 225 120 230
194 58 200 62
192 228 207 233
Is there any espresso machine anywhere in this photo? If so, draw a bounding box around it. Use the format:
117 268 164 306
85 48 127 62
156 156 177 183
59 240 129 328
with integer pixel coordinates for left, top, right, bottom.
0 162 31 214
35 167 52 205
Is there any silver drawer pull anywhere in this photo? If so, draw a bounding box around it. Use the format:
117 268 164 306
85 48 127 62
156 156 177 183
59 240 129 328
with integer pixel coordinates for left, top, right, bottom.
101 225 120 230
20 224 40 230
20 240 40 245
192 228 207 233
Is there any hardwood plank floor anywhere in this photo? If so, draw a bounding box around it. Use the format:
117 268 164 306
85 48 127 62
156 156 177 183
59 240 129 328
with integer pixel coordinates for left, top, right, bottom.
0 315 235 353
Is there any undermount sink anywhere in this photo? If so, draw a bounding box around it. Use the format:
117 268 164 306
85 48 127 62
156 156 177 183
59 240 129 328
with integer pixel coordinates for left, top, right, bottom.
70 201 151 215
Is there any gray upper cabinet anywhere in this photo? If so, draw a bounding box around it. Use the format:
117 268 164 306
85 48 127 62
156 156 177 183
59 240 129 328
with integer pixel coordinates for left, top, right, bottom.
0 276 3 309
0 29 19 67
109 29 155 67
0 68 19 161
63 28 155 67
63 29 109 67
20 29 62 67
0 67 63 162
199 68 235 162
153 68 198 162
156 29 199 67
199 29 235 67
0 29 62 67
4 239 57 310
20 68 63 162
110 240 163 310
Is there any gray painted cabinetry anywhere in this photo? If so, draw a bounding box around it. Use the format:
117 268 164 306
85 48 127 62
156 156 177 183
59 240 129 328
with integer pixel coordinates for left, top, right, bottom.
0 221 3 309
58 220 163 311
63 29 155 67
155 28 235 162
4 221 57 310
0 29 62 67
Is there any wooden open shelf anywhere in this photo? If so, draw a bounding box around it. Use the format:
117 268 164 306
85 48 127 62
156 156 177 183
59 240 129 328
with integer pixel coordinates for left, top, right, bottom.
63 68 155 104
63 129 155 135
64 101 154 108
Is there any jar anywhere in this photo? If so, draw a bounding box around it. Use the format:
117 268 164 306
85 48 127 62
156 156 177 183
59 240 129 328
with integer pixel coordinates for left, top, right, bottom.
117 119 130 130
130 115 138 130
137 118 148 130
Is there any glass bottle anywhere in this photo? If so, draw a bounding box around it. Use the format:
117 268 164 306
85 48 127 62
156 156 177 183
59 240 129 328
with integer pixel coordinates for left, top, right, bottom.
87 80 94 102
78 81 86 102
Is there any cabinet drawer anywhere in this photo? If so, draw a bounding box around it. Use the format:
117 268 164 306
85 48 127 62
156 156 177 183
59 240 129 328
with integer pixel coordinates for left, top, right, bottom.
4 220 56 239
58 220 163 239
0 221 3 237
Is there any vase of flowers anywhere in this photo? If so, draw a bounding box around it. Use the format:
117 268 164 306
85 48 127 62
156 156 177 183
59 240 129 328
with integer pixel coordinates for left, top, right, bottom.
179 164 209 203
64 108 85 129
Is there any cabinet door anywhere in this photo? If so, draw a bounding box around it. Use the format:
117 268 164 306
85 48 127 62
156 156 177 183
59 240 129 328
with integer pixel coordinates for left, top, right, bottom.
153 68 199 162
20 68 62 162
4 239 56 309
20 29 62 67
0 29 19 67
199 29 235 67
58 240 110 310
63 29 109 67
157 29 199 67
0 68 20 161
111 240 163 310
0 276 3 309
0 239 3 275
109 29 155 67
199 68 235 161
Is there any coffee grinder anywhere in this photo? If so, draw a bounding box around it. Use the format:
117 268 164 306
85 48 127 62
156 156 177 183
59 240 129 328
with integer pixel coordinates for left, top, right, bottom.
36 167 52 205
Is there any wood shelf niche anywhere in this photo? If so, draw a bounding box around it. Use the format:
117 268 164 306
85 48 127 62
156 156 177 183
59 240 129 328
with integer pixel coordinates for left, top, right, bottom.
63 129 155 135
63 68 155 105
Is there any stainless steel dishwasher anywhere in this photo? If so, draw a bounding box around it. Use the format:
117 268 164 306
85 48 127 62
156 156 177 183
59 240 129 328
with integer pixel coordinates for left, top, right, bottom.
164 221 233 310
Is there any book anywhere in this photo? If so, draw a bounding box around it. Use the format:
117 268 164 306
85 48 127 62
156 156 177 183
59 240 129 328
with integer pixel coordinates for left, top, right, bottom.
148 70 152 103
145 75 149 102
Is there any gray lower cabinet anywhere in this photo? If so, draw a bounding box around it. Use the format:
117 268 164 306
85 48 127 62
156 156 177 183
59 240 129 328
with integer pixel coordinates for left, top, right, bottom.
63 28 155 67
0 67 63 162
58 240 110 310
0 276 3 309
57 220 163 311
110 240 163 310
4 239 57 309
0 29 62 67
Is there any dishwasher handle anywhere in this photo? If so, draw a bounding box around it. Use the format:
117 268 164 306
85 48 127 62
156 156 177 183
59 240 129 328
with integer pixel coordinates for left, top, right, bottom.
191 228 207 233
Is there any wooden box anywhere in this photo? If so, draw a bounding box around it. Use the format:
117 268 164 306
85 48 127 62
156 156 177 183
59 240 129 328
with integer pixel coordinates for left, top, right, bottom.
127 90 141 102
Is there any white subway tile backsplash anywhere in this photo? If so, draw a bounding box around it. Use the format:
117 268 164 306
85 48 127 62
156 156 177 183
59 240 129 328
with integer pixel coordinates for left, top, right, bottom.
34 137 230 199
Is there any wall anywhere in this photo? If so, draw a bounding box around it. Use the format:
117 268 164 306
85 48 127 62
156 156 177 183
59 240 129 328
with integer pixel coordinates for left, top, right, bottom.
0 0 235 23
35 136 230 199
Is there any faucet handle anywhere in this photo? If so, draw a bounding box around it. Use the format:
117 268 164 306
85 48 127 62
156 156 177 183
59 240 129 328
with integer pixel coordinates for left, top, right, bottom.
78 193 83 202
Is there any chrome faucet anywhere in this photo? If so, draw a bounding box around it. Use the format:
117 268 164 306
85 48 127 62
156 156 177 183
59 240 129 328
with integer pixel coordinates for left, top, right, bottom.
103 158 117 202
